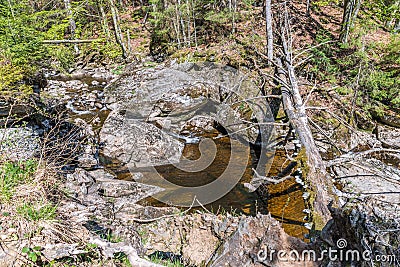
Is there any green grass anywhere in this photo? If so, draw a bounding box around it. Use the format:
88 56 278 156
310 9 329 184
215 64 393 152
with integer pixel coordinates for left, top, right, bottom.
114 252 132 267
149 253 184 267
0 160 37 201
17 202 57 221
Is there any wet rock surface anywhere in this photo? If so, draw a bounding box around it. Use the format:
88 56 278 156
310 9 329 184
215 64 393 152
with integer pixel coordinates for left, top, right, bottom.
43 79 105 114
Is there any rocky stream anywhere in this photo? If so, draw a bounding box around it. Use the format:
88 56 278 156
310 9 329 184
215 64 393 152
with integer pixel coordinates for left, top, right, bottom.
1 62 399 266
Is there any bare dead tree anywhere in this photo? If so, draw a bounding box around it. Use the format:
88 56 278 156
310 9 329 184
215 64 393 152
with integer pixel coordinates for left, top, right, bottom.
109 0 128 58
192 0 198 47
174 3 182 48
64 0 79 53
99 0 111 41
271 5 335 226
306 0 311 16
265 0 274 64
177 0 187 46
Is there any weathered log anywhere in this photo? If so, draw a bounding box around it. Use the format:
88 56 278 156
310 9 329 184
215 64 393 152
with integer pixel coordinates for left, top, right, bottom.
275 55 334 228
42 39 103 44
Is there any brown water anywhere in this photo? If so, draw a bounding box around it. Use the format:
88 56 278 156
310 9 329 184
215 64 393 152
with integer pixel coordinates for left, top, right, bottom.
266 150 309 240
137 136 265 215
134 137 309 240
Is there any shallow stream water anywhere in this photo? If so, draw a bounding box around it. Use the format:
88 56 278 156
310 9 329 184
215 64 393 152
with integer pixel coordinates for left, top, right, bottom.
57 76 309 241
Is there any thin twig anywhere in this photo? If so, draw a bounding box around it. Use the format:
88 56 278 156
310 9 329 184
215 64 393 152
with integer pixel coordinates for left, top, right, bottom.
252 168 292 184
131 196 197 223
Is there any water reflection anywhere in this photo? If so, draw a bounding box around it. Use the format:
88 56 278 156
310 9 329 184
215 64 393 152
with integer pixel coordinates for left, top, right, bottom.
136 139 309 240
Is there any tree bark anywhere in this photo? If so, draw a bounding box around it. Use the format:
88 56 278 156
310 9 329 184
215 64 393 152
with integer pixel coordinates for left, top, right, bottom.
339 0 361 43
265 0 274 63
64 0 79 53
109 0 128 58
273 21 335 226
275 54 333 228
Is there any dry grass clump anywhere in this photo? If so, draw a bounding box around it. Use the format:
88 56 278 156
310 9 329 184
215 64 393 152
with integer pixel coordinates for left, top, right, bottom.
0 160 90 266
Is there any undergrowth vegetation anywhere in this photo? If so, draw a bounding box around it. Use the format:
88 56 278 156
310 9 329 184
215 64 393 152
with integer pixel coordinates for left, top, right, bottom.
0 159 60 225
0 159 37 201
308 28 400 122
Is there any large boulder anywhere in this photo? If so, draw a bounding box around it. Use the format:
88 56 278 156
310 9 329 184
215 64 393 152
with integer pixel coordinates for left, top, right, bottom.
331 156 400 264
103 62 273 142
210 214 316 267
139 212 317 267
332 157 400 219
99 109 184 168
377 125 400 149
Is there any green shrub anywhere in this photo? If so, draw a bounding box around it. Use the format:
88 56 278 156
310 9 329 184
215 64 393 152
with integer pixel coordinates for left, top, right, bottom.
309 30 338 80
0 57 33 99
335 86 353 95
149 252 184 267
48 45 75 71
22 246 42 263
362 69 400 108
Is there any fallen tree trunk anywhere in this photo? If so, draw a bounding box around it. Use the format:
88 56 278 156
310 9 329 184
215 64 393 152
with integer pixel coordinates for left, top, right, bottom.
262 6 336 228
42 39 103 44
275 55 334 228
